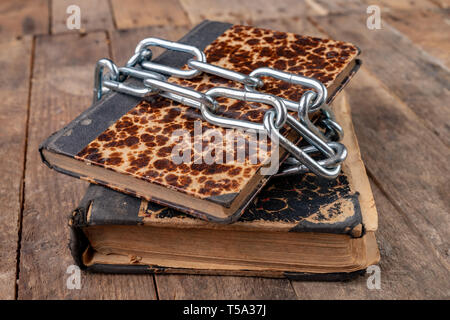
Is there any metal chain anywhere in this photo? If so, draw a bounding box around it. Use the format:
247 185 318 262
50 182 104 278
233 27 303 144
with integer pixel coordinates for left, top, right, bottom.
92 37 347 179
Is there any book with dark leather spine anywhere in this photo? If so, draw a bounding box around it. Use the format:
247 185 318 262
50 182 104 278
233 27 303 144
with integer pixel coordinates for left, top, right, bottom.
41 20 361 222
69 93 379 279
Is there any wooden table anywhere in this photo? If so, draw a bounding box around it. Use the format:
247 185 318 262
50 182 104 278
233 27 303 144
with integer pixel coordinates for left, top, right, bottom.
1 0 448 299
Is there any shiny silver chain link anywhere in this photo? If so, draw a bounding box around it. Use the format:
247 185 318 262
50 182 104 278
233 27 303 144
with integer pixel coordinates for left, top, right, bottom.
92 38 347 179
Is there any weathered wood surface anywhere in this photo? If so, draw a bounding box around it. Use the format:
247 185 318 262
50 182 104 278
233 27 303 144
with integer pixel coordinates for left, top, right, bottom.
309 11 450 147
0 36 32 300
384 8 450 68
0 0 48 40
303 14 450 266
293 183 450 299
0 0 448 299
251 17 450 299
345 68 450 266
156 276 297 300
0 0 49 40
110 0 190 29
17 32 157 299
179 0 308 25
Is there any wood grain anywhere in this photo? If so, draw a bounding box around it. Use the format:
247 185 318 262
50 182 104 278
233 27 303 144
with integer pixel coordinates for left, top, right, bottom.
344 67 450 267
0 36 32 300
384 8 450 67
362 0 438 10
51 0 114 34
252 16 324 38
308 0 437 14
305 0 365 15
309 12 450 146
429 0 450 9
156 275 297 299
180 0 308 25
110 0 190 29
258 15 449 299
0 0 49 40
360 1 450 67
17 32 157 299
292 183 450 299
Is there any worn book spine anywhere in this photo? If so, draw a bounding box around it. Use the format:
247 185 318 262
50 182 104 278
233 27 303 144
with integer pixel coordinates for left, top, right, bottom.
69 177 365 280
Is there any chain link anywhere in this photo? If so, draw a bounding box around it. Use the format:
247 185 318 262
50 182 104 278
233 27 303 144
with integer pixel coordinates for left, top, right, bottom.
246 67 327 112
92 38 347 179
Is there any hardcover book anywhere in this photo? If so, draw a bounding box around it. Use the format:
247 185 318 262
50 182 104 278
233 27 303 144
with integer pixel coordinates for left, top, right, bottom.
40 20 361 222
69 94 379 279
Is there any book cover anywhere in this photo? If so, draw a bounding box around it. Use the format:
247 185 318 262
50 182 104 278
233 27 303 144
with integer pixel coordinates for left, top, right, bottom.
41 20 361 222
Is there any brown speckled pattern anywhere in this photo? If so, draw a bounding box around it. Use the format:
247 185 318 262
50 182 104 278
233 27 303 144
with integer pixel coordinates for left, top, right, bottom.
76 25 358 200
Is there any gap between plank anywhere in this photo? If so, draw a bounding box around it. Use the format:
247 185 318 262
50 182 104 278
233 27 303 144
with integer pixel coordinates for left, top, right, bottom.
107 0 118 30
15 36 37 300
177 0 193 26
287 278 299 300
365 167 449 271
105 31 114 61
308 12 449 271
49 0 53 35
306 15 449 148
153 275 160 300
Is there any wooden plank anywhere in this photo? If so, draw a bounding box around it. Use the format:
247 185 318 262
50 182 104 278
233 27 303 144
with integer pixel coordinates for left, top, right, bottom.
262 16 449 298
0 36 32 300
179 0 308 25
309 0 437 14
343 68 450 267
109 25 298 300
156 275 297 299
18 31 157 299
357 1 450 67
309 12 450 146
429 0 450 9
0 0 49 40
292 182 450 299
51 0 114 34
304 0 365 15
361 0 438 10
110 0 190 29
252 16 328 37
384 8 450 67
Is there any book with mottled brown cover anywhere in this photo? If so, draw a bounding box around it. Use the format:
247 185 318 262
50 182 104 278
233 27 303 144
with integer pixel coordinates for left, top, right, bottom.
40 21 360 222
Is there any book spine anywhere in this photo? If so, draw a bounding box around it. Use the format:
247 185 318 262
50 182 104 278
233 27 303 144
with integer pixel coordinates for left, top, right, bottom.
69 208 89 269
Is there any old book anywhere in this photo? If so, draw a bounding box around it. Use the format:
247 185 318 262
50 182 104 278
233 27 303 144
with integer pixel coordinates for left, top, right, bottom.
41 20 361 222
69 94 379 279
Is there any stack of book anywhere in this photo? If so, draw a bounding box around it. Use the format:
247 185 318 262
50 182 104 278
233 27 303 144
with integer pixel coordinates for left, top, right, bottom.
40 21 379 280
